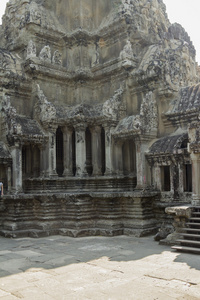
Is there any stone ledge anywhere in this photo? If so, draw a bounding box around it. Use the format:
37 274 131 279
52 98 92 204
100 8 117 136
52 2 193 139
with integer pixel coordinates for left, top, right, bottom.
165 205 192 219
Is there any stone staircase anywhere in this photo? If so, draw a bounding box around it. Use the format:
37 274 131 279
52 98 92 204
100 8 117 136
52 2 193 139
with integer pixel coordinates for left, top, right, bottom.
172 207 200 254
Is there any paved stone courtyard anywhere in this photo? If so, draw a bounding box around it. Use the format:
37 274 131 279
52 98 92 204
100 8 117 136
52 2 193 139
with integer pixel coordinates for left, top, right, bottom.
0 235 200 299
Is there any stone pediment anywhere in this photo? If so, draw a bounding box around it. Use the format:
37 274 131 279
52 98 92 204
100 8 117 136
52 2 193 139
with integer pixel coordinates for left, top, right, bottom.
167 84 200 115
0 142 11 159
1 94 44 144
113 115 141 138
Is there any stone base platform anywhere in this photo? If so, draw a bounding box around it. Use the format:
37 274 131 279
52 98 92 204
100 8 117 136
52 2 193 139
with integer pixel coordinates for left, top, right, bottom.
0 191 158 238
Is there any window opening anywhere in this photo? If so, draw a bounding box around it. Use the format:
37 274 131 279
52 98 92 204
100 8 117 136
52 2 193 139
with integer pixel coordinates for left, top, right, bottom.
180 139 188 149
184 164 192 192
161 166 171 191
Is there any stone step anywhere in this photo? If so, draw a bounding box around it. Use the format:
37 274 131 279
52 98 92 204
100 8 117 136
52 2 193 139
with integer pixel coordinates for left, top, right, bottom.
171 245 200 254
182 227 200 232
181 233 200 239
189 218 200 222
176 239 200 247
186 222 200 227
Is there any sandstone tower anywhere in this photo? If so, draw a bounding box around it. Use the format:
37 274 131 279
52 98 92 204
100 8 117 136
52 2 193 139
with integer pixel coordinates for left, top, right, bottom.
0 0 200 239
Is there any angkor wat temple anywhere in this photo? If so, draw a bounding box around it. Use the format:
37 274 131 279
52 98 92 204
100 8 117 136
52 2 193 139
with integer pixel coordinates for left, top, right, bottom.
0 0 200 241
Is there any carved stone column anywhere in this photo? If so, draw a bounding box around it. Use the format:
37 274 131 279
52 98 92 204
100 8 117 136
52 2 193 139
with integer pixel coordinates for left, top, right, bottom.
113 140 123 176
135 140 149 189
75 124 87 177
63 127 73 177
6 165 12 192
39 143 47 177
11 143 23 192
104 125 114 176
41 130 57 177
90 125 102 176
191 153 200 205
48 131 57 177
154 164 161 190
178 163 184 193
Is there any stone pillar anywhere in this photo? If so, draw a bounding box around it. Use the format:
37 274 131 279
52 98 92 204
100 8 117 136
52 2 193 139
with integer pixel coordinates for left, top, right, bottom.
135 140 149 189
178 163 184 193
91 125 102 176
40 130 57 177
11 143 23 193
113 140 123 176
104 125 114 176
6 165 12 192
48 131 57 177
75 124 87 177
154 164 161 190
39 144 47 177
63 127 73 177
191 153 200 205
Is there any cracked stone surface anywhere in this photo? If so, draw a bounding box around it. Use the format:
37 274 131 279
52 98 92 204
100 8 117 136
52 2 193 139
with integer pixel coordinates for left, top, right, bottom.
0 235 200 299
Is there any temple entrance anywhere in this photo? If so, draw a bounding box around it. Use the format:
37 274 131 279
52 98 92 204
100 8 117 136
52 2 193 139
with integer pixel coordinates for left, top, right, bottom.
22 145 40 178
122 140 136 176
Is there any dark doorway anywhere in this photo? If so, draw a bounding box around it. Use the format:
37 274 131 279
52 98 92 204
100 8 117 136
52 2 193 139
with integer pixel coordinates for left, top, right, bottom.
122 140 136 176
101 127 106 175
22 145 40 178
184 164 192 192
72 129 76 176
161 166 171 191
56 127 64 177
85 127 93 176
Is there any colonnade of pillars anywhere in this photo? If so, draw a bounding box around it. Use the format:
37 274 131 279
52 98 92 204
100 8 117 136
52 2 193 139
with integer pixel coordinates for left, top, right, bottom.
39 124 110 178
9 125 140 193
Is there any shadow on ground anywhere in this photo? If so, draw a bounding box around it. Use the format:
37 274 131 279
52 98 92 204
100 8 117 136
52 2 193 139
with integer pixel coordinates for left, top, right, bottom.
0 235 199 279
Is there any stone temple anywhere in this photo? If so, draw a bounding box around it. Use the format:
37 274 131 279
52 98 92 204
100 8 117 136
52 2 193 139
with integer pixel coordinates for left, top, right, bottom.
0 0 200 244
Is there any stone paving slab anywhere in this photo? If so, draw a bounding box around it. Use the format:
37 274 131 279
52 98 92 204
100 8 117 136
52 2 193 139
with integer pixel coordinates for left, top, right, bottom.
0 235 200 299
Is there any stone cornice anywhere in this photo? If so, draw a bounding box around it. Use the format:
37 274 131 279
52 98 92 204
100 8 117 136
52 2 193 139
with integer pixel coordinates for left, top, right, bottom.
24 57 132 83
163 109 200 128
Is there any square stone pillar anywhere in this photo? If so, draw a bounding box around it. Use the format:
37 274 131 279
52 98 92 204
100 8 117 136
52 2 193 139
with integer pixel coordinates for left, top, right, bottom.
136 141 149 189
11 143 23 193
63 127 73 177
178 163 184 193
154 164 161 190
6 165 12 192
40 131 57 177
90 125 102 176
191 153 200 205
48 131 57 177
113 140 123 176
75 124 87 177
39 144 48 177
104 125 114 176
